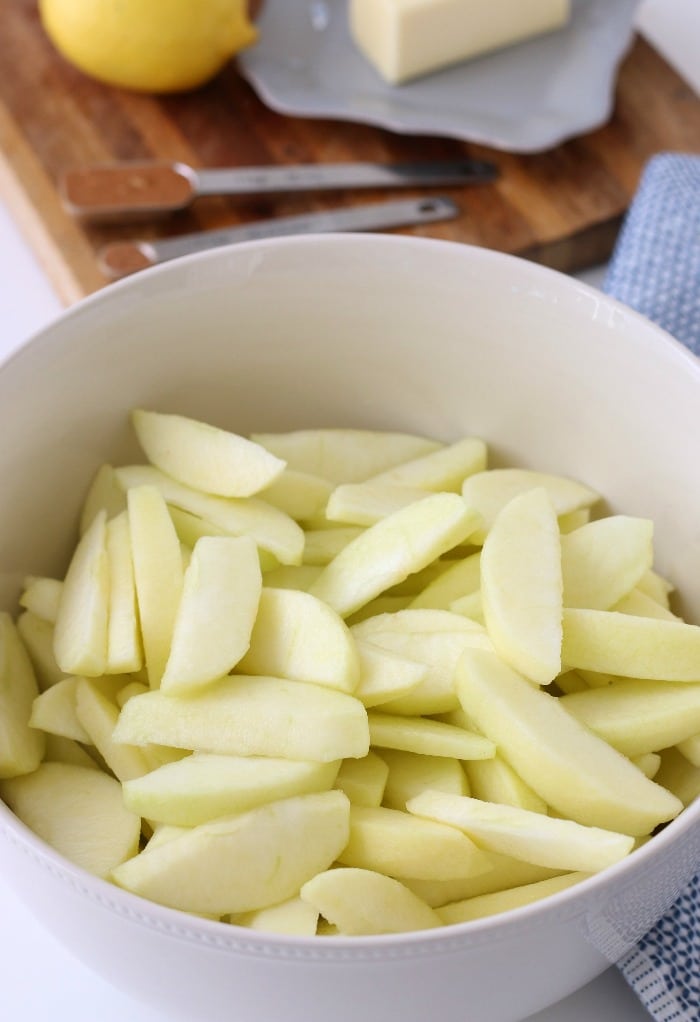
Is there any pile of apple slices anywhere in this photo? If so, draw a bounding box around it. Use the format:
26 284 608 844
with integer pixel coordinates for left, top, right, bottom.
2 411 700 937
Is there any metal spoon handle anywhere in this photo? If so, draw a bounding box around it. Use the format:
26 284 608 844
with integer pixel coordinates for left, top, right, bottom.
99 197 459 279
194 159 497 196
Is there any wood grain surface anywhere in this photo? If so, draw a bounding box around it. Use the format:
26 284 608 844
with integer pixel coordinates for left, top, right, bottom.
1 1 699 304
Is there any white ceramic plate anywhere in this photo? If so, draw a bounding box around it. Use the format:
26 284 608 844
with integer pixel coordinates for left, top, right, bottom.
238 0 641 153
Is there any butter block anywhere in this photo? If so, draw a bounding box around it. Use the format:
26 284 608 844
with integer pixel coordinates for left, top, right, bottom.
349 0 571 85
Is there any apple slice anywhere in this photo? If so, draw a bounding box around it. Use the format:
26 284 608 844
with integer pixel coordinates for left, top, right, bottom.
114 675 369 762
456 647 682 835
326 482 433 527
407 791 634 872
562 608 700 680
369 436 487 491
128 485 184 688
231 896 319 936
75 678 152 781
111 790 351 916
404 853 566 908
560 680 700 757
409 552 481 610
480 487 562 685
368 711 495 760
79 463 127 535
381 748 468 810
561 516 653 610
462 468 599 544
132 409 286 498
358 627 493 716
122 752 340 826
334 751 388 807
0 613 45 777
354 640 427 708
464 754 547 814
300 867 441 935
250 429 441 484
302 526 364 566
161 535 262 694
309 494 482 618
1 762 140 877
236 587 358 693
29 677 90 743
655 747 700 807
438 872 588 925
105 512 143 674
19 577 63 624
53 510 109 677
17 612 71 690
116 464 304 565
258 469 333 522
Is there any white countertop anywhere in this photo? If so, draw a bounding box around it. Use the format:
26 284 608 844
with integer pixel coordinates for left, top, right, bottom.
0 2 698 1019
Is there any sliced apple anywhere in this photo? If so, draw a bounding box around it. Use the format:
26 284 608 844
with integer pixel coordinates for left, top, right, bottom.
560 680 700 757
1 762 140 877
302 867 441 935
79 463 127 535
132 409 286 498
29 676 90 743
250 429 441 484
123 752 340 826
381 748 468 810
404 853 565 908
258 469 333 522
231 896 319 936
464 754 547 814
462 468 599 544
114 675 369 763
354 640 427 708
75 678 152 781
407 791 634 872
334 751 388 807
302 526 364 566
310 495 482 618
161 535 262 694
127 485 184 688
236 587 358 693
369 436 487 491
368 711 495 760
116 464 304 566
438 873 587 925
480 487 562 685
105 511 143 674
456 647 682 835
53 510 109 677
325 482 432 527
409 552 481 610
562 608 700 680
358 627 493 716
17 612 71 690
561 516 654 610
0 613 45 777
337 804 490 880
111 790 350 916
19 577 63 624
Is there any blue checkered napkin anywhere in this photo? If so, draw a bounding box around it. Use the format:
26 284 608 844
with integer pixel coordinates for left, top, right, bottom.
604 153 700 355
603 152 700 1020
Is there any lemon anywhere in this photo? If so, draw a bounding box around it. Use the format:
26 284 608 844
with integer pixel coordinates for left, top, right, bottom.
39 0 258 93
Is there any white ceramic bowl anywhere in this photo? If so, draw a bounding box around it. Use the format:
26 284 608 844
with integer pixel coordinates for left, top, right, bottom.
0 235 698 1022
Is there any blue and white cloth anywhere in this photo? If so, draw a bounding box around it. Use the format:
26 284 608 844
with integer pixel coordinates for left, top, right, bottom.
603 153 700 1021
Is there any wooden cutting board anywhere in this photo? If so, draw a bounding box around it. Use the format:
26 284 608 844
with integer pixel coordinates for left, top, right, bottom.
1 1 699 305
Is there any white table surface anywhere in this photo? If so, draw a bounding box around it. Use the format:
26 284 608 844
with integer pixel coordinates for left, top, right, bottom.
1 2 698 1019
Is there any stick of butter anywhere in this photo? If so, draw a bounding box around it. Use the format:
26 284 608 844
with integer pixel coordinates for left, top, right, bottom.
349 0 571 85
